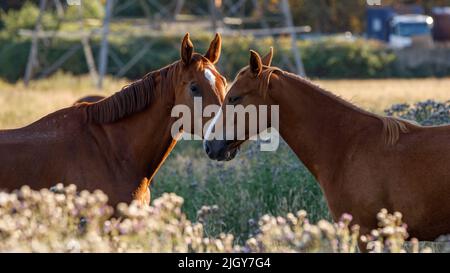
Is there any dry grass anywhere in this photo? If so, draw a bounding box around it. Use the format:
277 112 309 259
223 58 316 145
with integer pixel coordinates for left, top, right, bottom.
316 78 450 113
0 74 448 129
0 73 128 129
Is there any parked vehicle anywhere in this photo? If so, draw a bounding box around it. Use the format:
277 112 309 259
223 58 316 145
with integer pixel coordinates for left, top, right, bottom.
389 14 434 48
366 6 434 49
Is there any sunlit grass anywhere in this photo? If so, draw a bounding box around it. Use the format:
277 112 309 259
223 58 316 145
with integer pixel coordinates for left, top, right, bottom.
0 73 127 128
1 73 448 128
316 78 450 113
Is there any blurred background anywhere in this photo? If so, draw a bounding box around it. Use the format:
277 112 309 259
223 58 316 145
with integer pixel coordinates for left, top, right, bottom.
0 0 449 242
1 0 450 84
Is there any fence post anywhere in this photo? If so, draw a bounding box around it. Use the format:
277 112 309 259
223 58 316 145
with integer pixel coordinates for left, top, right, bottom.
98 0 114 89
24 0 47 87
280 0 306 77
209 0 218 31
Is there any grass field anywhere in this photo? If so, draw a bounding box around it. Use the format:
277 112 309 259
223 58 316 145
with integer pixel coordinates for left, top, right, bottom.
1 74 449 128
0 73 449 241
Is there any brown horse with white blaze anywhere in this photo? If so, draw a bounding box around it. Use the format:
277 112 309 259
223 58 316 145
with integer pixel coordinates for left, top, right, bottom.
0 33 227 206
203 48 450 242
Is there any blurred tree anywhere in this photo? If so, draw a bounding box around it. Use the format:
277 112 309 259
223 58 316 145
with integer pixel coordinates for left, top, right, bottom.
289 0 366 33
288 0 450 34
2 0 450 33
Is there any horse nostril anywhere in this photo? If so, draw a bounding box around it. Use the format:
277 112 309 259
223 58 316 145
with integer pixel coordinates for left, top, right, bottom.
205 143 211 155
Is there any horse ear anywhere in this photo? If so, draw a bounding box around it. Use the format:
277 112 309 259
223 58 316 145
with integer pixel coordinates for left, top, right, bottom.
181 33 194 65
249 50 262 76
261 47 273 66
204 33 222 64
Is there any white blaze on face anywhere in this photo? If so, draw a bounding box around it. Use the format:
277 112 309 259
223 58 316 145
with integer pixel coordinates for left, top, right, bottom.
204 108 222 141
204 68 216 89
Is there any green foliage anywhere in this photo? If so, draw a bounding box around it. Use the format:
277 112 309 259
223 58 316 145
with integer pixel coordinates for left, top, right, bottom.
64 1 104 20
152 140 329 241
300 38 397 78
0 1 58 36
385 100 450 126
0 34 404 82
0 40 30 82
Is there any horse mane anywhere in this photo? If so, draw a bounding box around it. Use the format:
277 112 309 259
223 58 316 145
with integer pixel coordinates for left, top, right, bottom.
380 116 410 145
83 62 180 123
261 68 414 145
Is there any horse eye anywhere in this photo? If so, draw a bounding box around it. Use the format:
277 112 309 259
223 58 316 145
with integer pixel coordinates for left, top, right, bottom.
190 84 201 96
229 96 241 104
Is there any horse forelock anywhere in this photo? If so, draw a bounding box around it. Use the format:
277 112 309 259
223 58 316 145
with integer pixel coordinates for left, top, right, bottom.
229 65 282 99
194 56 227 100
258 66 282 99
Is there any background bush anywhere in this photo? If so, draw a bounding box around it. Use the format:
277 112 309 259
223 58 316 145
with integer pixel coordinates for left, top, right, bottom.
385 100 450 125
0 34 404 81
3 1 450 82
0 1 402 82
0 34 399 82
5 32 450 82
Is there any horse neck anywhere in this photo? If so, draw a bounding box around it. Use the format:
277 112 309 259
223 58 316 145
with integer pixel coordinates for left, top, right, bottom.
100 77 178 180
271 73 378 184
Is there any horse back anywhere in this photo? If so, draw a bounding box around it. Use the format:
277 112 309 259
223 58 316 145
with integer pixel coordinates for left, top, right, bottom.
0 106 96 190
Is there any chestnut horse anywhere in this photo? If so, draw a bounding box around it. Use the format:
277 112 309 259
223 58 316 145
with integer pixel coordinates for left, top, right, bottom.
204 48 450 243
0 33 227 206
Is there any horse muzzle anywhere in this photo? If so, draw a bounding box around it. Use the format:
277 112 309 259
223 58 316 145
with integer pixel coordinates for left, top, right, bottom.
203 139 239 161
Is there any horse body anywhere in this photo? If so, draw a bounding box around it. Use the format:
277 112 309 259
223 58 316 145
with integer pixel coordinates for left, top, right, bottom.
0 98 173 204
0 33 226 206
269 74 450 240
205 49 450 241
